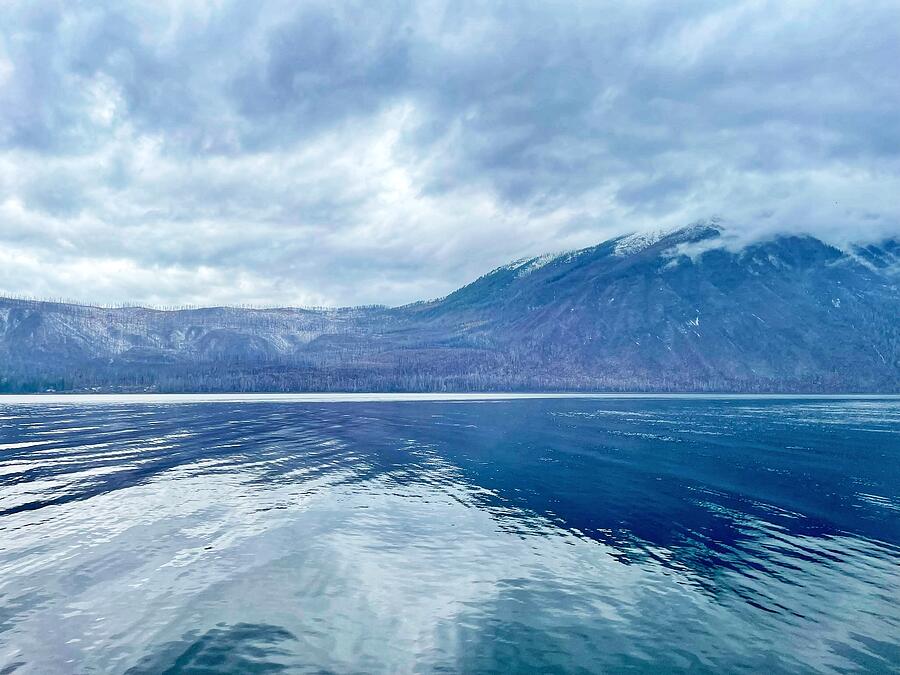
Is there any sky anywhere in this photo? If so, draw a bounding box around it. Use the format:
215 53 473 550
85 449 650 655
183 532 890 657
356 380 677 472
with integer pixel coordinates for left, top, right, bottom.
1 0 899 308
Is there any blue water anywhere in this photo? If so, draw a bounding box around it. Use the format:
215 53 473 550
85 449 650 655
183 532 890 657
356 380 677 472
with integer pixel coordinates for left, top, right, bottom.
0 395 898 673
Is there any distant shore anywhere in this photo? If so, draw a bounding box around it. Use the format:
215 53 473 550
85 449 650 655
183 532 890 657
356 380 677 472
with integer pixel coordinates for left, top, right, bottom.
1 392 899 405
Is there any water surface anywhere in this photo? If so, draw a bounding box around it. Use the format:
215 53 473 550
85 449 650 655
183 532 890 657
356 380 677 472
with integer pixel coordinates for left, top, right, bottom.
1 395 898 673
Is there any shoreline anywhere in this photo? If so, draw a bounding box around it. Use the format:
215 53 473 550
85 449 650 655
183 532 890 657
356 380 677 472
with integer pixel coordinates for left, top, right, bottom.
0 392 899 405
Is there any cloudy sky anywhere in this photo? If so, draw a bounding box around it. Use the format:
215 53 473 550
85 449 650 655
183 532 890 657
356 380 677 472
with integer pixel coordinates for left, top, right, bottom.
1 1 899 307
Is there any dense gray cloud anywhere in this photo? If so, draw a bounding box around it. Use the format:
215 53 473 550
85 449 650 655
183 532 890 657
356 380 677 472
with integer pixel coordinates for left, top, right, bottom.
1 0 898 307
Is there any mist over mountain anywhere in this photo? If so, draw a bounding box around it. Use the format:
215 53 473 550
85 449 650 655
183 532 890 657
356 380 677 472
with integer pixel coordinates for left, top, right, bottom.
1 224 897 393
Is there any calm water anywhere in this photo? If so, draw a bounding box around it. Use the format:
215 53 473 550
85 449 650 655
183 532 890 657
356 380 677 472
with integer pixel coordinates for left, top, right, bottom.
1 395 898 674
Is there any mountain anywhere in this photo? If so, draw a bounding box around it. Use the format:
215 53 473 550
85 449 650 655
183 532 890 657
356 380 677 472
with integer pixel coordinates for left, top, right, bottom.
1 223 898 393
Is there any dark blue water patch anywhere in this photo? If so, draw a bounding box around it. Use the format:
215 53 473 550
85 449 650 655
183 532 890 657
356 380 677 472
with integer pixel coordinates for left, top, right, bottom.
0 397 898 673
125 623 298 674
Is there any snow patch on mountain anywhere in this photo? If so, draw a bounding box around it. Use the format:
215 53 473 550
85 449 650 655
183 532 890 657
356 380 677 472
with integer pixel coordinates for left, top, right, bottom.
504 257 535 271
613 230 671 256
516 252 568 277
837 243 900 276
501 250 571 277
614 221 723 257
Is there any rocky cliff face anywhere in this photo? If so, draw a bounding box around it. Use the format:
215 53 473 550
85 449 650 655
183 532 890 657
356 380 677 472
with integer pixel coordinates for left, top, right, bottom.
1 224 898 392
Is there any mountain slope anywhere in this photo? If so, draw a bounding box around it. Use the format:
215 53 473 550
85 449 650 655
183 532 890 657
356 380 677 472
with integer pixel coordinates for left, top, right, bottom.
413 224 899 390
1 224 898 392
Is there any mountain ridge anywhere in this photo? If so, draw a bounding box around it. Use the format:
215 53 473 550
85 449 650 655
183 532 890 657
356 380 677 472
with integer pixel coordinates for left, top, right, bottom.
1 224 898 393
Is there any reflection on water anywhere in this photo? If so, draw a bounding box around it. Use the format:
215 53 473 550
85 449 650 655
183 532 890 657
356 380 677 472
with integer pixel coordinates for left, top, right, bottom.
125 623 298 674
0 397 898 673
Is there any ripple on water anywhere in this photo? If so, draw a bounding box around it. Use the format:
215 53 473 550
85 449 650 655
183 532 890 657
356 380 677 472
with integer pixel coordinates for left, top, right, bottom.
0 396 898 673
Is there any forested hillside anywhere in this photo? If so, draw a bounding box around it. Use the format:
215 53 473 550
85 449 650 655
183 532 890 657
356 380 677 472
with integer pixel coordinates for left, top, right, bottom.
2 225 898 393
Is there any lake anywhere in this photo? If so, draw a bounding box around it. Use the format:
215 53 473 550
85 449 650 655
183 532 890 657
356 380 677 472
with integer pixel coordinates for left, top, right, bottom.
1 395 898 673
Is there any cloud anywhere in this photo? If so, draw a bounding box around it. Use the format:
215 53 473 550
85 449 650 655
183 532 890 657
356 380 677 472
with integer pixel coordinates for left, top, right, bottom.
0 0 898 307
